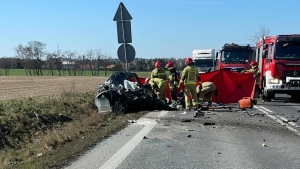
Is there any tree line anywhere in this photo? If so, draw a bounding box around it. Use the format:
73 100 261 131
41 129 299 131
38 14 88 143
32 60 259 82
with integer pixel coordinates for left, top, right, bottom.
0 41 187 76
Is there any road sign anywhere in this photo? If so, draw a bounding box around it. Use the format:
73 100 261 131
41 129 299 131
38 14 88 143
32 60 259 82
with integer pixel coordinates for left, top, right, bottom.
117 44 136 63
114 2 133 43
117 21 132 43
113 2 135 70
113 2 132 21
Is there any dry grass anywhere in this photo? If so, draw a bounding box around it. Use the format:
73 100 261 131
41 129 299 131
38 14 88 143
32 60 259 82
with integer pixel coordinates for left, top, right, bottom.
0 76 148 169
0 76 106 101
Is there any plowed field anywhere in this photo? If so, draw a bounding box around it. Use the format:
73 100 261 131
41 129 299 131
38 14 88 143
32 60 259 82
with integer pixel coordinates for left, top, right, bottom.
0 76 107 101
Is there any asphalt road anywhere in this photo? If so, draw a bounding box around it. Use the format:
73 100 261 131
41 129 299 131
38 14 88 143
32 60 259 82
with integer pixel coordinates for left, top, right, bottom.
65 95 300 169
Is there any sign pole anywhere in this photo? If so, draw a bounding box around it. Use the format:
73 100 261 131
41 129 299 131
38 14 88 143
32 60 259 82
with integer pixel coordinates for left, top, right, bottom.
120 5 128 70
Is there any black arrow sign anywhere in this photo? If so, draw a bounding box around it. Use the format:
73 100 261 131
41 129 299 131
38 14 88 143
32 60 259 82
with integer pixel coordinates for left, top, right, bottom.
113 2 132 21
113 2 136 70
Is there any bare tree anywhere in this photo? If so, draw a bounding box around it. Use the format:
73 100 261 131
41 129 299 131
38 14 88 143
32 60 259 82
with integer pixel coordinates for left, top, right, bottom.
15 45 33 75
14 41 46 76
53 48 63 76
85 49 97 76
28 41 46 76
45 52 56 76
0 57 13 76
248 25 271 45
95 49 103 76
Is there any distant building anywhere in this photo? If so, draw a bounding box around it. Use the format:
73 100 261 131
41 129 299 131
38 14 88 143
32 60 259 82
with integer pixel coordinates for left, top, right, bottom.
62 61 75 69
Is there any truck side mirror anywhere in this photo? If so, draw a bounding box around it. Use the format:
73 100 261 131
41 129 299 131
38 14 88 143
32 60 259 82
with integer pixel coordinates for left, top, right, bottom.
262 50 267 58
215 52 219 58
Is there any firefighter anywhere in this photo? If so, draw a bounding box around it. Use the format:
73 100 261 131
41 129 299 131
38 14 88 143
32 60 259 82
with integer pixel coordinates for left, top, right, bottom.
241 61 265 104
166 61 179 101
197 81 217 105
148 78 167 100
179 57 201 111
150 61 168 100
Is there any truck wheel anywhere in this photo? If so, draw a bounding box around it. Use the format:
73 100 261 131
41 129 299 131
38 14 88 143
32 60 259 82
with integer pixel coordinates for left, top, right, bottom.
291 94 298 100
263 78 274 102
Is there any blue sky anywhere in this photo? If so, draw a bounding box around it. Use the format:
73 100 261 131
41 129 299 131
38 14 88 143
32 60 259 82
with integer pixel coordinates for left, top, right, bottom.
0 0 299 59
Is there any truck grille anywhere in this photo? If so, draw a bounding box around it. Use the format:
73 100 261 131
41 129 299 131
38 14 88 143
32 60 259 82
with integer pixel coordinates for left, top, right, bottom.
224 68 244 72
288 80 300 87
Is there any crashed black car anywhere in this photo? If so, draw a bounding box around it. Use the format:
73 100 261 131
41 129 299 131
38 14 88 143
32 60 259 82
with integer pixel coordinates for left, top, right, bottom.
95 71 175 114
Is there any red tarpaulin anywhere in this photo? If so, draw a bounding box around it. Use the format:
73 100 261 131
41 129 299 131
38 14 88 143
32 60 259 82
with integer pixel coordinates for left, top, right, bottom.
177 69 256 104
139 69 256 104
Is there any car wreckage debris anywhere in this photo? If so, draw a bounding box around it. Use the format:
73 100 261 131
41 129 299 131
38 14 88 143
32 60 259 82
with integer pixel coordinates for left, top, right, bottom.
95 71 176 114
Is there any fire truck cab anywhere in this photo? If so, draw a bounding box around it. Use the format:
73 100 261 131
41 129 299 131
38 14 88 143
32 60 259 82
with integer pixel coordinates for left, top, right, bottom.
256 34 300 101
216 43 255 72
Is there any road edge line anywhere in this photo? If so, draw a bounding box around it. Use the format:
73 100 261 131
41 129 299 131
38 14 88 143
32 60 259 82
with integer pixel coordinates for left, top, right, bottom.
254 105 300 136
99 111 167 169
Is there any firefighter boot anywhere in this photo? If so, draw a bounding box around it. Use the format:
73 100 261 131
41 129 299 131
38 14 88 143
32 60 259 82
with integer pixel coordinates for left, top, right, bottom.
261 95 266 103
253 100 257 105
185 105 191 111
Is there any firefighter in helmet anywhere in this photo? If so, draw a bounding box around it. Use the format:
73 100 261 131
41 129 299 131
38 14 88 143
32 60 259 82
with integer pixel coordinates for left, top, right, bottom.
166 61 180 101
197 81 218 105
241 61 265 103
179 57 201 110
149 61 168 100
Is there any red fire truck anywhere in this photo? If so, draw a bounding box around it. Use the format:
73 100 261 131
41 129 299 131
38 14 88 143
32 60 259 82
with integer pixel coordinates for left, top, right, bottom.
216 43 255 72
256 34 300 101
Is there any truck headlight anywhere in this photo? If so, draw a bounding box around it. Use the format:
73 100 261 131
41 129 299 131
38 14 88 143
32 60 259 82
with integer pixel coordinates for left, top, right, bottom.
268 79 280 84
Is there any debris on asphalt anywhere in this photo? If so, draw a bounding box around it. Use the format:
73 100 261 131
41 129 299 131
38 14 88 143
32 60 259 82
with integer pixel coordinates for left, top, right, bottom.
143 136 148 139
262 143 267 147
290 118 299 122
203 122 215 125
245 111 265 117
194 111 205 117
187 134 191 138
182 119 192 122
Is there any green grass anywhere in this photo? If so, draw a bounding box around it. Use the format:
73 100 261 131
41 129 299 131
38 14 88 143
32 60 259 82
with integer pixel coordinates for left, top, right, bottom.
0 69 152 78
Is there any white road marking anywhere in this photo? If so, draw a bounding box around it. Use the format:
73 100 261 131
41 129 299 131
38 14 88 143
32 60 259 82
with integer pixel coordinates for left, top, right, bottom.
254 105 300 136
99 111 167 169
258 106 273 113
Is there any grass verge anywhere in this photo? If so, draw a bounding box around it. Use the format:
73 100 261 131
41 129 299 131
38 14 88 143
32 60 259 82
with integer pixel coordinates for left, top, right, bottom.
0 91 147 169
2 69 152 78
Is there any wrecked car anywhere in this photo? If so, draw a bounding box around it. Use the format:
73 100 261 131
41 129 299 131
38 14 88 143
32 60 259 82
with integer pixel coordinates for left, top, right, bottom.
95 71 176 114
